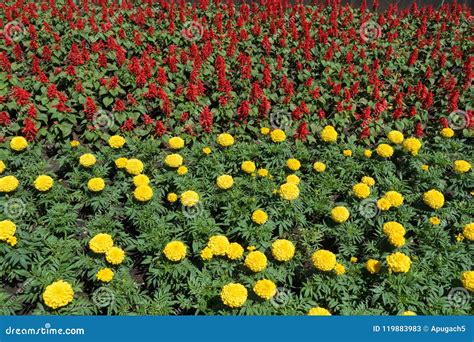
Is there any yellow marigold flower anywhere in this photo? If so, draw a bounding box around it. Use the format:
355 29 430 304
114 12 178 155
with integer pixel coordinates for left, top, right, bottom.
387 130 404 144
167 192 178 202
388 233 406 248
383 222 406 237
87 177 105 192
386 252 411 273
106 246 125 265
89 233 113 254
320 125 338 142
108 135 125 148
312 249 337 271
79 153 96 167
247 245 256 251
377 197 392 211
429 216 441 225
216 133 235 147
0 160 4 174
376 143 394 158
42 280 74 309
308 307 331 316
279 182 299 201
34 175 54 192
270 129 286 142
463 223 474 241
253 279 277 300
70 140 80 148
343 149 352 157
384 191 404 207
258 168 269 177
456 233 465 242
423 189 444 209
401 310 417 316
134 185 153 202
440 127 454 138
207 235 230 256
366 259 381 274
361 176 375 187
180 190 199 207
286 174 300 185
453 160 471 173
350 256 358 263
7 235 17 247
10 136 28 151
461 271 474 292
0 220 16 241
168 136 184 149
226 242 244 260
164 154 183 168
216 175 234 190
177 165 188 175
403 137 422 156
364 149 372 158
331 206 350 223
200 246 213 261
252 209 268 225
133 174 149 187
334 263 346 275
1 170 18 193
287 158 301 171
260 127 270 135
115 157 128 168
241 161 256 173
221 283 247 308
202 147 212 154
244 251 267 272
271 239 295 262
125 158 144 175
313 161 326 173
421 164 429 171
96 268 114 283
352 183 370 199
163 241 187 261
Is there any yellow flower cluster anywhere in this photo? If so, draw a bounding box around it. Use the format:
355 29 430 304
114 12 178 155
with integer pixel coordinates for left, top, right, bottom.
217 133 235 147
331 206 350 223
79 153 96 167
244 250 267 272
387 130 404 144
0 220 17 247
461 271 474 292
89 233 125 265
125 158 144 175
361 176 375 187
10 136 28 151
96 268 114 282
34 175 54 192
287 158 301 171
42 280 74 309
313 161 326 172
278 182 299 200
320 125 337 142
271 239 295 262
270 129 286 142
453 160 471 173
308 307 331 315
220 283 247 308
440 127 454 138
386 252 411 273
108 135 125 148
216 175 234 189
383 221 406 248
376 144 394 158
311 249 337 271
252 209 268 225
286 174 300 185
241 161 256 174
403 137 422 156
253 279 277 300
180 190 199 206
0 160 5 174
463 223 474 241
423 189 445 209
163 240 187 261
87 177 105 192
115 157 128 168
352 183 370 199
366 259 381 274
0 175 19 193
164 153 183 168
168 136 185 149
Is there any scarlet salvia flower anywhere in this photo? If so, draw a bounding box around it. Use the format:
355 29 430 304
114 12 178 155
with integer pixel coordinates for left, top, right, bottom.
294 121 309 141
415 122 424 137
0 111 11 126
121 118 134 131
237 101 250 121
84 96 97 121
22 118 38 141
199 106 213 133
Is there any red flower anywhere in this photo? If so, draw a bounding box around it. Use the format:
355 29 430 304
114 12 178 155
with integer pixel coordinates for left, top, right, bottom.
199 106 213 133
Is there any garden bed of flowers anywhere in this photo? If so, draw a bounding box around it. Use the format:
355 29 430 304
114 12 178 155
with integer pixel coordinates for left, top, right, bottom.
0 0 472 315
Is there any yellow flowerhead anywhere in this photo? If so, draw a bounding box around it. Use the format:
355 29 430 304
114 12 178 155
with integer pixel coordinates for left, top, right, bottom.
220 283 247 308
423 189 444 209
226 242 244 260
462 223 474 241
167 193 178 202
376 197 392 211
34 175 54 192
202 147 212 154
0 160 5 174
313 162 326 173
134 185 153 202
200 246 213 261
79 153 96 167
376 144 394 158
216 133 235 147
461 271 474 292
115 157 128 168
253 279 277 300
207 235 230 256
279 182 299 201
0 220 16 241
384 191 404 207
440 127 454 138
42 280 74 309
364 149 373 158
252 209 268 225
271 239 295 262
125 158 144 175
343 149 352 157
108 135 125 148
241 161 256 173
133 174 149 187
352 183 370 199
320 125 338 142
331 206 350 223
403 137 422 156
366 259 381 274
96 268 114 283
70 140 80 148
10 136 28 151
383 221 406 237
286 174 300 185
270 129 286 142
168 136 185 149
216 175 234 190
386 252 411 273
180 190 199 207
163 241 187 261
106 246 125 265
453 160 471 173
312 249 337 271
334 263 346 275
176 165 188 175
87 177 105 192
361 176 375 187
164 154 183 168
89 233 113 254
244 251 267 272
387 130 404 144
287 158 301 171
308 307 331 316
